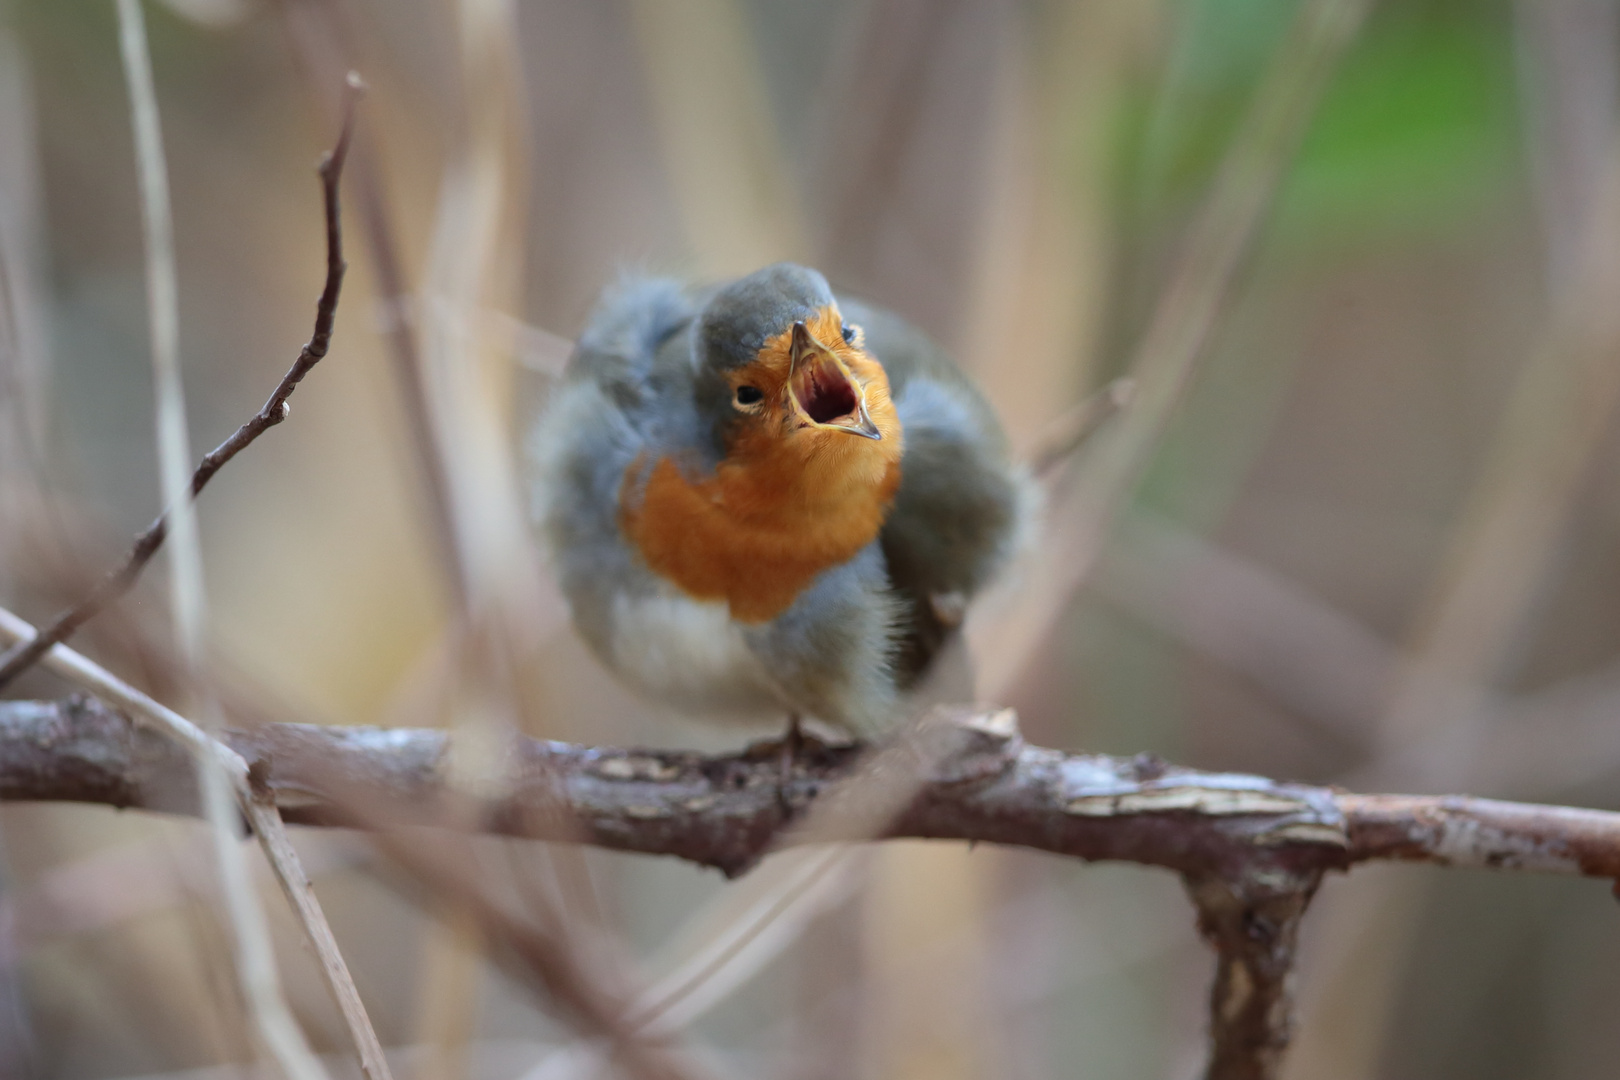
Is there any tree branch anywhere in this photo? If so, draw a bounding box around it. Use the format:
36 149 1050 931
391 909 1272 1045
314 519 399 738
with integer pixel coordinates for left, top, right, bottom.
3 696 1617 884
1186 871 1320 1080
9 694 1620 1079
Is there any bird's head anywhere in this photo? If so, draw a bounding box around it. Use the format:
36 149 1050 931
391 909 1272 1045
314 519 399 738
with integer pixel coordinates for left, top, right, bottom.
619 265 905 622
694 264 902 498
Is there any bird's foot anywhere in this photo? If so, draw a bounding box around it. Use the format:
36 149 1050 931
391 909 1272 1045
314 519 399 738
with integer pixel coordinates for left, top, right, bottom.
780 714 822 819
744 716 836 766
744 714 832 819
779 713 804 791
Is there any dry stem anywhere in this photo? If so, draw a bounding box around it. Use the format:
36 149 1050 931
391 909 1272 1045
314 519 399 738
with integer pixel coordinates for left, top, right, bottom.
0 75 363 693
0 616 393 1079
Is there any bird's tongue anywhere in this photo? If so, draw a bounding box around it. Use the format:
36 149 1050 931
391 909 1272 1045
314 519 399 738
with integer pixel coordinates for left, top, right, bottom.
793 352 859 425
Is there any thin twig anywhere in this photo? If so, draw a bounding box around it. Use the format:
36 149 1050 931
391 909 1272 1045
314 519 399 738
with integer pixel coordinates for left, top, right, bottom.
275 16 693 1066
116 5 326 1076
359 823 710 1080
0 73 364 693
242 794 395 1080
1026 377 1135 477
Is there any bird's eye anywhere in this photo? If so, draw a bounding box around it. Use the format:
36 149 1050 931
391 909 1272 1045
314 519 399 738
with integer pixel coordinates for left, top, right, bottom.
734 385 764 408
841 323 856 344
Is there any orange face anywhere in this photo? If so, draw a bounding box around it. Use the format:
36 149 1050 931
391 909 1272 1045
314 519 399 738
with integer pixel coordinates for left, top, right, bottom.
717 305 903 499
622 304 905 623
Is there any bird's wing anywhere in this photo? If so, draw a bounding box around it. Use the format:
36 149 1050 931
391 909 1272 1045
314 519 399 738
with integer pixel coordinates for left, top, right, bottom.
562 275 694 409
838 297 1036 684
528 276 697 650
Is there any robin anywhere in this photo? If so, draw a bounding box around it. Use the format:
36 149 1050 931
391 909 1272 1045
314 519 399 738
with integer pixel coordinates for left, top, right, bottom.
529 263 1032 738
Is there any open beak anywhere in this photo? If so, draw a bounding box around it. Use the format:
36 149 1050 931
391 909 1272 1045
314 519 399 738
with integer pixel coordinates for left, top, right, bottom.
788 322 882 440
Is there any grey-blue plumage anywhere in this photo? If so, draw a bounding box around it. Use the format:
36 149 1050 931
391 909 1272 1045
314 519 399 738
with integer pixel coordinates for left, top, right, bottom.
528 263 1032 736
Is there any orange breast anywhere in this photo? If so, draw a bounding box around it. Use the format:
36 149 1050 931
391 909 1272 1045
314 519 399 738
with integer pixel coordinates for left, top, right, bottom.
622 451 901 624
622 304 904 623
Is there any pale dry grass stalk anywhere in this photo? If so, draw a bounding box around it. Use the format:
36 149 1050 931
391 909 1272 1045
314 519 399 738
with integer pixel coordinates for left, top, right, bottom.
588 12 1152 1050
115 7 387 1078
533 8 838 1052
1290 6 1620 1074
1097 510 1620 795
0 598 315 1071
408 1 617 1072
421 0 536 619
613 702 1016 1056
0 605 394 1080
968 0 1373 703
1375 151 1620 781
412 908 484 1080
863 841 994 1080
0 27 52 660
116 4 326 1077
0 28 50 473
867 9 1148 1073
626 845 862 1036
273 5 701 1066
958 0 1149 449
628 0 805 277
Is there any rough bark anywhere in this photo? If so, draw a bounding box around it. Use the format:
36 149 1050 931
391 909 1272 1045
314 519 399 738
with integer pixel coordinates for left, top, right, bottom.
4 696 1619 884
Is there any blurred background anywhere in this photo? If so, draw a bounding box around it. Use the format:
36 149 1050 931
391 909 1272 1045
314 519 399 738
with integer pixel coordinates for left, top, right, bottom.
2 0 1620 1077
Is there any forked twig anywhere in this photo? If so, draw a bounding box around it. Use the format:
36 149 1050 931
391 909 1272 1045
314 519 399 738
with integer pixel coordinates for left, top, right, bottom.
0 72 365 693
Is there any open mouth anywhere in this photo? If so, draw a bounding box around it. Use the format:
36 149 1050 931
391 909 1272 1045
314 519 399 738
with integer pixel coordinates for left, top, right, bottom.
792 355 859 424
788 320 882 439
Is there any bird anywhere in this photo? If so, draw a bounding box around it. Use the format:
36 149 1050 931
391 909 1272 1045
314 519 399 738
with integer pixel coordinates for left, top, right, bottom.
528 262 1033 739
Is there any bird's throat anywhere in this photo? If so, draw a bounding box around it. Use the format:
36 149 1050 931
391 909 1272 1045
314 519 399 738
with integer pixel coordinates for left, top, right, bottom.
622 436 902 624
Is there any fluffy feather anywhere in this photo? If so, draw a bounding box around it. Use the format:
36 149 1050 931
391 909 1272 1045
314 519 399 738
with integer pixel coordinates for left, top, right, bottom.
530 263 1028 735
